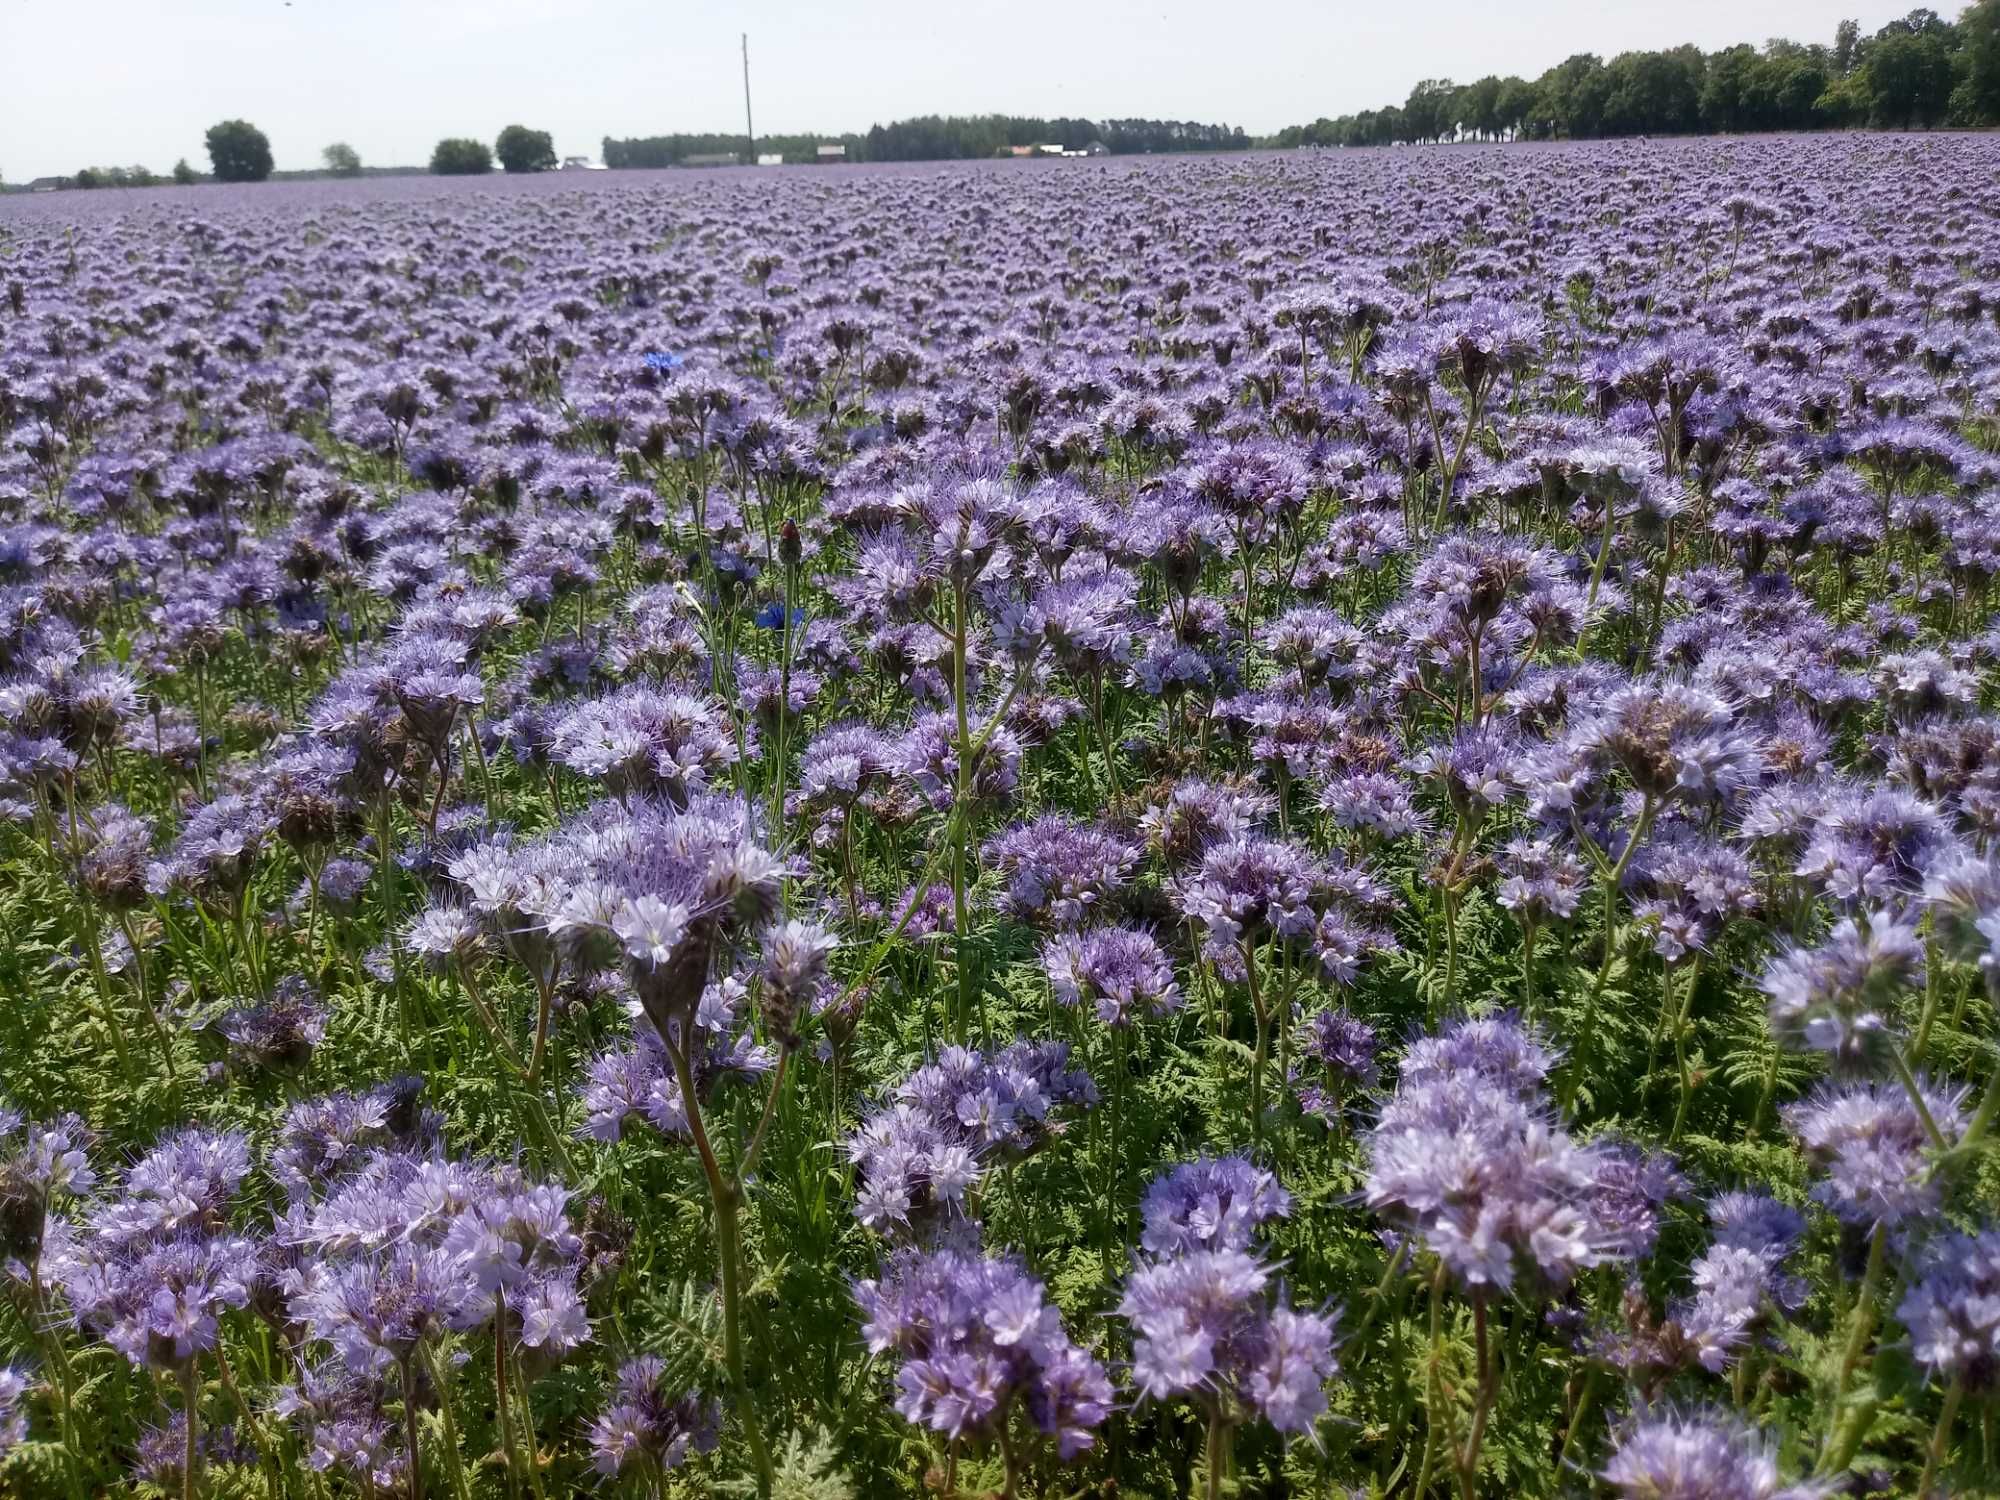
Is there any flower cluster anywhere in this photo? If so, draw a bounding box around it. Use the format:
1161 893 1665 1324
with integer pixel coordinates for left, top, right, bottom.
1119 1157 1340 1436
847 1043 1096 1236
855 1248 1111 1457
1364 1015 1630 1293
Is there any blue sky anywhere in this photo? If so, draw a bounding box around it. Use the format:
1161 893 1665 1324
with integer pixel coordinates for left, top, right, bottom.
2 1 1919 178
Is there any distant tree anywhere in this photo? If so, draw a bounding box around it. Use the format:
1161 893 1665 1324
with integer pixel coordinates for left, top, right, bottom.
1701 44 1759 130
1494 76 1537 136
1834 18 1862 74
1458 76 1504 139
1402 79 1460 141
1862 27 1958 125
322 142 362 178
1268 6 1984 145
1815 72 1874 125
430 138 494 175
171 158 198 185
73 168 101 190
494 125 556 173
204 119 273 183
1956 0 2000 123
1875 7 1953 39
1534 53 1613 137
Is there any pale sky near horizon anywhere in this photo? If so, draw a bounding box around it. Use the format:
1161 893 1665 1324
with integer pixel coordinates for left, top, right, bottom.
2 1 1919 180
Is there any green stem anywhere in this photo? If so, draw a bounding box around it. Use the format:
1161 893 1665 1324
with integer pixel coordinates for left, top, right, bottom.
422 1343 474 1500
1669 955 1705 1142
1817 1221 1889 1477
1415 1263 1449 1500
1575 494 1618 658
1888 1045 1949 1153
1457 1293 1497 1500
668 1032 774 1498
1204 1403 1231 1500
398 1355 422 1500
182 1361 202 1500
1918 1375 1964 1499
1555 1368 1597 1474
495 1296 522 1499
1244 941 1270 1153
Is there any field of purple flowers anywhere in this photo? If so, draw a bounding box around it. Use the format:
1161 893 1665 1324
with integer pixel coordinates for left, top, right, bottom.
1 131 1998 1499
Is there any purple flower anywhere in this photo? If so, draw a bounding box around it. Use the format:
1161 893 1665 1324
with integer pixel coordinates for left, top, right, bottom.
1760 914 1921 1065
856 1248 1110 1458
1139 778 1270 866
1044 927 1181 1026
1140 1156 1290 1255
1898 1227 2000 1388
1673 1193 1807 1375
587 1357 721 1475
0 1366 28 1455
1365 1014 1621 1293
1784 1078 1969 1228
847 1043 1095 1238
1604 1411 1823 1500
1120 1160 1339 1437
1496 836 1588 924
1292 1008 1380 1124
985 815 1138 929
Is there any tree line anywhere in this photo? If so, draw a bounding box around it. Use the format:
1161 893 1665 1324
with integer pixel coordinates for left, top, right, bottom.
603 115 1248 167
21 5 2000 194
1275 5 2000 146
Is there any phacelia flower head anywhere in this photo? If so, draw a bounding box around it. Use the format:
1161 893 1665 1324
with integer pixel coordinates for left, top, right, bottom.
1604 1410 1825 1500
1759 913 1921 1066
856 1248 1110 1459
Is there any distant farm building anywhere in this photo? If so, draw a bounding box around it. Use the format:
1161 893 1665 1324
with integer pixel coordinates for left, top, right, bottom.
757 153 784 167
559 155 608 171
999 143 1098 161
679 153 740 168
816 143 847 162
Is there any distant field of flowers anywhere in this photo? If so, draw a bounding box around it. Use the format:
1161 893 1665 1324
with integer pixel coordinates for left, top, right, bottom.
1 132 1998 1500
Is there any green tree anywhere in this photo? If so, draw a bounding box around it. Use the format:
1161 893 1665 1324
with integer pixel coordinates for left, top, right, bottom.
1601 47 1705 135
204 119 273 183
1702 44 1761 130
322 142 362 178
1534 53 1612 137
430 138 494 175
171 158 198 185
1956 0 2000 124
1459 76 1504 138
1862 28 1958 124
1403 79 1461 142
494 125 556 173
1835 18 1862 73
1495 76 1537 136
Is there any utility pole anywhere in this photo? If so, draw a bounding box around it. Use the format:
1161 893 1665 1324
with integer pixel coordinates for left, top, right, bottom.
742 33 755 164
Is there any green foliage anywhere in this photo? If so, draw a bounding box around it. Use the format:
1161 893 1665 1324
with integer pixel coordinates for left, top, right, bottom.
430 137 494 175
718 1428 857 1500
1273 6 2000 143
603 115 1245 168
321 141 362 177
204 118 272 182
170 158 198 185
66 165 158 190
494 124 556 173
